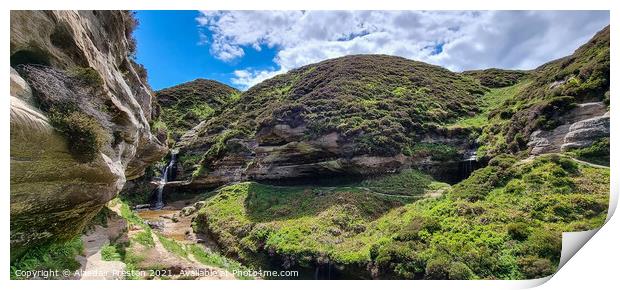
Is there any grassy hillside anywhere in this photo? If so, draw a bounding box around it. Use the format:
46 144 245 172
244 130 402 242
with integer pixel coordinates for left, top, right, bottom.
480 26 609 157
183 55 487 158
195 154 608 279
462 68 530 88
153 78 240 140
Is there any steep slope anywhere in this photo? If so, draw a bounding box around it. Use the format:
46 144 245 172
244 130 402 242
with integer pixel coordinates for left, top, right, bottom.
154 79 240 140
476 26 610 159
175 55 487 188
10 11 167 260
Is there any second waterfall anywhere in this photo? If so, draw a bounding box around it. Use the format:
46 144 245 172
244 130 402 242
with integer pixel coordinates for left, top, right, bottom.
154 153 177 209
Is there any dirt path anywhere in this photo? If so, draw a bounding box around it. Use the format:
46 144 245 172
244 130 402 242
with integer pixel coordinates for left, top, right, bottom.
569 157 609 169
75 211 128 280
134 202 235 280
520 153 609 169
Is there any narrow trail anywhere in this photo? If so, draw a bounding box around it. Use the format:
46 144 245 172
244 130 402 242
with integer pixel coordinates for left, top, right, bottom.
520 153 609 169
569 157 609 169
134 202 236 280
356 186 447 199
76 210 127 280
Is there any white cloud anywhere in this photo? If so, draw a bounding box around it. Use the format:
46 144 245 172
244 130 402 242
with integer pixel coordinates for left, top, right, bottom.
230 68 286 88
196 10 609 89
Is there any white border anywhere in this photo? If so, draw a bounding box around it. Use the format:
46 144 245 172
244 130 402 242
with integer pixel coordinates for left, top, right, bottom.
2 1 617 290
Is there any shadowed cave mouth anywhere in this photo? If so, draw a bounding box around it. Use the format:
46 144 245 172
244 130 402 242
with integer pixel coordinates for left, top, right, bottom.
260 158 481 188
10 49 51 67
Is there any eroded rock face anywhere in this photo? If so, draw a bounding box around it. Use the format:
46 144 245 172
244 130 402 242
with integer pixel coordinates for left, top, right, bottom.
174 120 476 189
527 102 609 155
10 11 167 259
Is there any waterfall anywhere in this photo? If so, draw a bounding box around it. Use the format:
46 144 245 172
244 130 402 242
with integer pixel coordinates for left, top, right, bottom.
460 148 478 180
155 153 177 209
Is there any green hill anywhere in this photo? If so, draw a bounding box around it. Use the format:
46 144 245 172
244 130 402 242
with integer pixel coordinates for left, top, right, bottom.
176 55 488 185
479 26 610 158
154 78 240 140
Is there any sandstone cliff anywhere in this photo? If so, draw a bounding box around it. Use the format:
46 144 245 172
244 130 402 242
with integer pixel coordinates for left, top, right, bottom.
10 10 167 259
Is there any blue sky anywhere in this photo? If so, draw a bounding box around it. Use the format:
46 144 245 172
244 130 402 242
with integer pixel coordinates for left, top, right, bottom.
133 10 609 91
133 10 278 90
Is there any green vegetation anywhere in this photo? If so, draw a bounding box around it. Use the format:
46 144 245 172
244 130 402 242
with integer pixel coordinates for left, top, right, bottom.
408 142 460 161
133 230 155 248
196 154 608 279
19 65 110 163
448 81 531 130
183 55 487 167
462 68 529 88
48 105 108 162
118 200 146 226
156 234 254 279
522 27 609 103
101 244 122 261
567 138 609 166
448 26 611 161
360 169 449 196
10 236 84 279
194 182 407 264
486 26 609 156
157 234 188 259
118 200 156 247
155 78 240 140
188 245 252 279
109 198 254 280
179 153 202 173
68 66 103 88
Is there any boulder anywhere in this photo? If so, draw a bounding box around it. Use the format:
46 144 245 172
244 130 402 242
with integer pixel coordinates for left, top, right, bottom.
527 101 609 155
180 206 196 217
193 201 207 210
561 113 610 151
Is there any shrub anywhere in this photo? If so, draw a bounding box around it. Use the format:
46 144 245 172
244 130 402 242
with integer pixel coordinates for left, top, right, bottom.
452 163 513 201
101 244 122 261
410 143 460 162
567 138 609 166
182 54 486 161
133 230 155 248
155 79 239 138
448 262 475 280
10 237 84 279
49 104 108 163
425 256 451 279
360 169 439 196
395 216 441 241
526 229 562 261
68 66 103 88
518 256 555 279
488 154 518 169
461 69 529 88
506 222 530 241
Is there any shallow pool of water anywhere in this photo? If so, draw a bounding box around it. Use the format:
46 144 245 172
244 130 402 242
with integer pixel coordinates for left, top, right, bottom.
136 209 177 220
